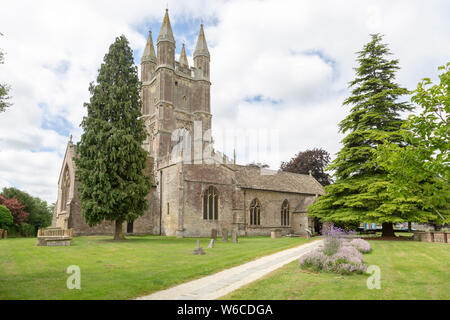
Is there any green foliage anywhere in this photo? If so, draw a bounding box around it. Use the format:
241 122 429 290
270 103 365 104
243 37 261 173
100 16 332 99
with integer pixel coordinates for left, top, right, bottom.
309 34 425 228
377 63 450 224
0 205 13 229
1 187 52 234
18 223 35 237
75 35 151 231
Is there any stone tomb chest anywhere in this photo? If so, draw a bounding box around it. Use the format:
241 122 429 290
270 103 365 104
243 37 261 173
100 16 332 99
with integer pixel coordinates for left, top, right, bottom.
37 228 73 247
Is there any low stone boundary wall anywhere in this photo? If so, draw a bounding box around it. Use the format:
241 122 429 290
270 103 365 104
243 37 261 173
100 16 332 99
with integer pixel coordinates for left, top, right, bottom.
413 231 449 244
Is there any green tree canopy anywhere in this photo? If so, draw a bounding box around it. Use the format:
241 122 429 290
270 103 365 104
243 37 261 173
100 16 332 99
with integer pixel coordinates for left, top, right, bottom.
0 205 13 229
75 35 151 240
377 63 450 226
1 187 52 232
308 34 427 237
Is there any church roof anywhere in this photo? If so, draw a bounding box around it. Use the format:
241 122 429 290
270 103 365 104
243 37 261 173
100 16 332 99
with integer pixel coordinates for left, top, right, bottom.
234 166 324 196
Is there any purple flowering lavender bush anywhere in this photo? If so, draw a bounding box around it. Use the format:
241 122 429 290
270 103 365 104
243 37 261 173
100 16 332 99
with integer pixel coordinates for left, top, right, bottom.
299 226 371 275
344 238 371 253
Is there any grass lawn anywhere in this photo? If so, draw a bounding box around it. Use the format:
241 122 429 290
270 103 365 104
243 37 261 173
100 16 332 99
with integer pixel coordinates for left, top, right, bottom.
0 235 310 300
222 241 450 300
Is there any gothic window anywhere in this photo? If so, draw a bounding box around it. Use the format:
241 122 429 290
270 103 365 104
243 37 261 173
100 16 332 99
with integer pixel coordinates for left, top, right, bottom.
249 199 261 226
61 166 70 212
203 186 219 221
281 200 290 226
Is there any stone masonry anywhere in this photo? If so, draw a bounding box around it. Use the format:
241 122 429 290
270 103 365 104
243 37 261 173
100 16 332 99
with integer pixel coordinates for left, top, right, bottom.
52 10 324 237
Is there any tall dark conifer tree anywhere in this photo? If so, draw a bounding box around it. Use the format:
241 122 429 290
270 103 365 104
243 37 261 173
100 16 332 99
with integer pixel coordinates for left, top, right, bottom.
309 34 425 237
75 35 151 240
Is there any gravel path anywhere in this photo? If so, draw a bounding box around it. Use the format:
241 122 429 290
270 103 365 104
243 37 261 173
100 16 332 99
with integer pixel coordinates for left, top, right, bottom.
136 239 323 300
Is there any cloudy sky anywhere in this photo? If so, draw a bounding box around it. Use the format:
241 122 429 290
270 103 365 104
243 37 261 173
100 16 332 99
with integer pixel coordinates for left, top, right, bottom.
0 0 449 203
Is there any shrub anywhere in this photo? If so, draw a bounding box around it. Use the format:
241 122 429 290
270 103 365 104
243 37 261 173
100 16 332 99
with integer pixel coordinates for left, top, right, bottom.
0 205 13 229
19 223 35 237
299 245 367 275
346 238 371 253
321 225 346 256
299 229 371 275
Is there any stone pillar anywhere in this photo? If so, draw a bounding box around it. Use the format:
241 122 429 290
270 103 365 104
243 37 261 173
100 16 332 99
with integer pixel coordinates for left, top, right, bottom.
3 230 7 239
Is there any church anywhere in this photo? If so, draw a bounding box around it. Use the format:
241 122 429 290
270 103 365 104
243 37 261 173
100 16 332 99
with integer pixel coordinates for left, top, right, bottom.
52 10 324 238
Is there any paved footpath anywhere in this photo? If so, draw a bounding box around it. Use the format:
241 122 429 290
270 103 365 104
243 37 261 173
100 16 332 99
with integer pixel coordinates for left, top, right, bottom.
136 239 323 300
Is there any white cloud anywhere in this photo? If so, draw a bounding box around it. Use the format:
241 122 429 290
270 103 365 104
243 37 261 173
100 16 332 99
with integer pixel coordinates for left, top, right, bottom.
0 0 448 202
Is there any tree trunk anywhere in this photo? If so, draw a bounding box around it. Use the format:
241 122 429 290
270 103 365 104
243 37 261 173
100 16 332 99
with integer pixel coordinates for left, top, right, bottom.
408 222 412 232
381 222 396 237
114 219 125 240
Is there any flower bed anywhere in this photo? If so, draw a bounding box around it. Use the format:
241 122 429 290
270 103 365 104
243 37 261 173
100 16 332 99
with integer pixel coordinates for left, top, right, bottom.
299 226 371 275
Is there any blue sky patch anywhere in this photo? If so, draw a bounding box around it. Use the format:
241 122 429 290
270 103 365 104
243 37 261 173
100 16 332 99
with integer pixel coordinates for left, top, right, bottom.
43 60 70 75
39 103 75 137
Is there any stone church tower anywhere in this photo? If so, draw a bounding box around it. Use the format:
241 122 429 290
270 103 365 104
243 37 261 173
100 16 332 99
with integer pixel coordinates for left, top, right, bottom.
52 10 324 238
140 9 212 168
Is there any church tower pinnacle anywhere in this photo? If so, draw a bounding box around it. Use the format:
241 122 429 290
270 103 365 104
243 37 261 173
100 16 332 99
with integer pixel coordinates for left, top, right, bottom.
141 30 156 82
157 9 175 67
179 43 189 68
194 24 210 81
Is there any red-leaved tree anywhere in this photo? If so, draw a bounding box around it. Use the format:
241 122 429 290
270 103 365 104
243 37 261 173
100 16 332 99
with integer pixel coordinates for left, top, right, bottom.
281 148 332 186
0 195 29 225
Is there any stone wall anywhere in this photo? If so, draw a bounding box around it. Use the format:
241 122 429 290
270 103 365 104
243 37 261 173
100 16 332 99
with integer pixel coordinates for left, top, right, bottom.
167 164 317 238
242 189 311 236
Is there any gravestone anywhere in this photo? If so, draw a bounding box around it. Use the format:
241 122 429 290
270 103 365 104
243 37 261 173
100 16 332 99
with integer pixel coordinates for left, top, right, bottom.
208 239 215 248
271 230 281 239
193 240 206 255
222 229 229 242
211 229 217 240
0 229 3 239
232 230 238 243
3 230 7 239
